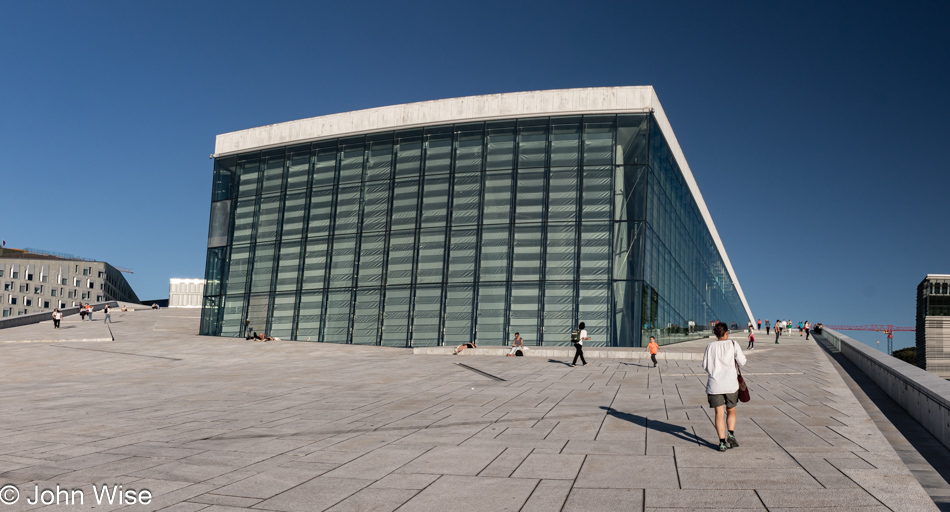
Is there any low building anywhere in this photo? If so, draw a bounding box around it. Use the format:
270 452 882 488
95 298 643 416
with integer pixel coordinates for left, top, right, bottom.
169 278 205 308
916 274 950 378
0 247 139 317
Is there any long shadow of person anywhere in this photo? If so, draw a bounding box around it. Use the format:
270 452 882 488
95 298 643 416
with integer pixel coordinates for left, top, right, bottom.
548 359 574 367
600 406 719 449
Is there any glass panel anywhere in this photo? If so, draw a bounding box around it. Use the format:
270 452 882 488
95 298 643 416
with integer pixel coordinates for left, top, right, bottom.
617 114 649 165
220 295 246 337
255 196 281 243
270 293 296 338
307 186 334 238
478 226 510 283
424 130 452 175
338 141 365 184
443 285 474 345
203 247 226 296
612 221 643 281
327 235 357 288
323 290 353 343
416 228 446 284
357 234 385 288
365 140 393 182
313 147 337 188
231 198 256 246
543 282 575 346
224 245 250 295
578 282 609 346
517 123 547 168
381 287 411 347
544 224 576 280
275 241 302 292
581 167 611 222
475 283 507 345
212 157 236 201
447 229 477 283
352 288 381 345
237 159 260 197
301 238 329 290
410 285 442 347
482 170 513 224
515 168 545 223
281 193 307 240
261 154 285 195
614 166 647 222
333 185 361 235
583 121 614 166
579 223 609 280
208 199 231 248
451 174 481 226
546 167 578 223
613 281 640 347
508 283 540 344
420 176 449 228
512 225 542 281
362 182 391 233
247 294 269 338
486 124 515 170
455 129 484 173
286 151 311 192
385 230 416 286
391 178 420 232
296 290 324 340
549 120 580 167
250 244 275 293
394 135 422 177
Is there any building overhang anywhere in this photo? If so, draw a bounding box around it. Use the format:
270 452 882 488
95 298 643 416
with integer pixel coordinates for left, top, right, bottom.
212 86 755 323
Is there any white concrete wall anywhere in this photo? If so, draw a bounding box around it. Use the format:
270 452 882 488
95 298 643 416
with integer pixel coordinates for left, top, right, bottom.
822 328 950 450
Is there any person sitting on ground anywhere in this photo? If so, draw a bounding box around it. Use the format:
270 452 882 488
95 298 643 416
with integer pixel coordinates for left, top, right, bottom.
454 340 476 355
121 304 128 312
255 332 275 342
151 303 159 310
507 332 525 356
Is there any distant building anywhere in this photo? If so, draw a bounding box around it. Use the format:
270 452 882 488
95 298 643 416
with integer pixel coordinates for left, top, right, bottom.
169 278 205 308
916 274 950 378
0 247 139 317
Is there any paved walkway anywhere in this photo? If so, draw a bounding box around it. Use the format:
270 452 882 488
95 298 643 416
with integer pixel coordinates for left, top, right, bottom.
0 312 939 511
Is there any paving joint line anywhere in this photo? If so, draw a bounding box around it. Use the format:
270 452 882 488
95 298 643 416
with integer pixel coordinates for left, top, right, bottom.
46 344 182 361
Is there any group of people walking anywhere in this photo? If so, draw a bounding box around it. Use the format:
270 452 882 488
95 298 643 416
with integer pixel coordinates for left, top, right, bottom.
51 303 114 329
751 319 812 344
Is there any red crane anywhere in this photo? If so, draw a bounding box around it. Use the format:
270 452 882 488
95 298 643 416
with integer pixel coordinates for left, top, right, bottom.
823 324 915 355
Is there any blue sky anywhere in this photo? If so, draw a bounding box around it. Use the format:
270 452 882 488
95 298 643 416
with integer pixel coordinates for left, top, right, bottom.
1 1 947 351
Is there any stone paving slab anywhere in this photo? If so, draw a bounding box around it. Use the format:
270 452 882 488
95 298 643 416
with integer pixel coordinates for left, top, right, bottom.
0 312 940 511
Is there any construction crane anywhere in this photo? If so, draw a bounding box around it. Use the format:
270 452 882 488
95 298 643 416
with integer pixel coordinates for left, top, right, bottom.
114 267 134 274
823 324 915 355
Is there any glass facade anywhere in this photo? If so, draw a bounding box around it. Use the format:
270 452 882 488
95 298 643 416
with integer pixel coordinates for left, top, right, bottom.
200 113 748 347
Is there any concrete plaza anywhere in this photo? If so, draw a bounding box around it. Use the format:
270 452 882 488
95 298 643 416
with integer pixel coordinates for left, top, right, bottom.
0 310 942 511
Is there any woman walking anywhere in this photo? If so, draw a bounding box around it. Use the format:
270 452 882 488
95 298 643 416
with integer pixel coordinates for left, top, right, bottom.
703 322 747 452
747 325 754 349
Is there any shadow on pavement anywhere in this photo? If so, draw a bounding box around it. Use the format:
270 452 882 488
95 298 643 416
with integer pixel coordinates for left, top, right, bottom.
600 406 718 449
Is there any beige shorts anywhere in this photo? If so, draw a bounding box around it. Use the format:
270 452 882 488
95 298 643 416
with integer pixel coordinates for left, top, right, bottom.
707 391 740 409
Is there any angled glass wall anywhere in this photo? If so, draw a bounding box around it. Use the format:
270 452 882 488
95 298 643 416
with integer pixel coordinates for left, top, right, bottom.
201 114 747 347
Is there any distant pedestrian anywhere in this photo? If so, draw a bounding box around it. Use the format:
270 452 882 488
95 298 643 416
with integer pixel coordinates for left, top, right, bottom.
804 321 811 340
645 336 660 367
798 321 803 336
757 319 761 330
103 305 111 324
775 320 781 344
87 305 93 321
747 326 754 349
765 319 770 335
570 322 589 367
52 308 62 329
702 322 746 452
79 304 86 321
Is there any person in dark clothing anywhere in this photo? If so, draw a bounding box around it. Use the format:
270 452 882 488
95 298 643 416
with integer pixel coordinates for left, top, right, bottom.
571 322 590 367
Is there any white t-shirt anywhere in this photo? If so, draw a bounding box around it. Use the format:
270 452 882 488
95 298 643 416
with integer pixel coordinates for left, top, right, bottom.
702 339 747 394
576 329 588 346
